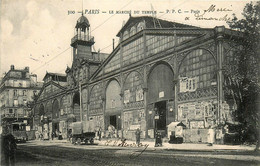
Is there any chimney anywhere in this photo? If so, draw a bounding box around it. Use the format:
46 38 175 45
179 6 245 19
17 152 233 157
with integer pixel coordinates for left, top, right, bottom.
10 65 14 70
25 67 29 72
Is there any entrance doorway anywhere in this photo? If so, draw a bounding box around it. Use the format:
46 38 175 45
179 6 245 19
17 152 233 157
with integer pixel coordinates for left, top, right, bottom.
53 123 59 136
155 101 167 132
110 115 117 129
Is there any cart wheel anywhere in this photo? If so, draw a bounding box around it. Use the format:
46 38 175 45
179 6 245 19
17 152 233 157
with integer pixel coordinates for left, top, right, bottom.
90 139 94 144
76 138 81 145
72 137 76 144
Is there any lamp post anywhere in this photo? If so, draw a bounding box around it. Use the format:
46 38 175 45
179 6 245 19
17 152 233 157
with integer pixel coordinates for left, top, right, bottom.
154 107 159 134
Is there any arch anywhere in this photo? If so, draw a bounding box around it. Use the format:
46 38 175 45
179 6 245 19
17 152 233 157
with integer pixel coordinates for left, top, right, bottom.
105 78 121 94
39 104 44 116
73 91 80 106
60 95 67 115
105 79 122 130
147 62 175 104
72 91 80 121
105 79 121 110
178 48 217 89
148 61 175 79
178 48 216 73
123 71 143 103
52 99 59 119
60 95 66 109
123 70 143 86
89 84 103 111
45 101 52 118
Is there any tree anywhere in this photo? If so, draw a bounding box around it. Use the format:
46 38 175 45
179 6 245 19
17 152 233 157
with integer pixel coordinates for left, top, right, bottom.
226 2 260 151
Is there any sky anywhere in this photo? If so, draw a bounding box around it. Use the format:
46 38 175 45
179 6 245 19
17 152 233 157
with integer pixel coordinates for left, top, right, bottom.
0 0 252 81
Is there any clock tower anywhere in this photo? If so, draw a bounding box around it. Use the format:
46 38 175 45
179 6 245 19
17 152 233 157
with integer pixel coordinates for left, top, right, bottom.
71 14 94 62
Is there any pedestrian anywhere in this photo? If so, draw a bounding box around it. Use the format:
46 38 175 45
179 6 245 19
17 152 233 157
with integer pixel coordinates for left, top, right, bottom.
98 127 102 141
35 130 39 140
58 132 63 140
68 129 72 142
51 131 55 140
39 132 43 140
207 125 215 146
55 130 59 138
108 125 115 138
155 131 162 147
2 133 17 166
135 128 141 146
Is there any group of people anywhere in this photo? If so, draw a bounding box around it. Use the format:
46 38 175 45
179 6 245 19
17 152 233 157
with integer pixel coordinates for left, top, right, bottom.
51 130 63 140
35 129 63 141
107 125 115 138
135 128 163 147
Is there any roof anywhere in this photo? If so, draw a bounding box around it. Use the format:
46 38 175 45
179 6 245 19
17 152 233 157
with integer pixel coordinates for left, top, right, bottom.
116 16 198 37
76 15 90 29
43 72 67 81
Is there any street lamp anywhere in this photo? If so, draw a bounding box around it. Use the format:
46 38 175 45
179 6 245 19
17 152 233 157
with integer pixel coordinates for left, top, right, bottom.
154 107 159 133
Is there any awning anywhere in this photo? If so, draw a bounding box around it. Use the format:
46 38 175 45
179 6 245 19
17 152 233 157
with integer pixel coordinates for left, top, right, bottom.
167 122 186 130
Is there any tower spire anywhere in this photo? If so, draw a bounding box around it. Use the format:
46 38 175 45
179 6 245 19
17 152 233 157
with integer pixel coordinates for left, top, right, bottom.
82 0 84 16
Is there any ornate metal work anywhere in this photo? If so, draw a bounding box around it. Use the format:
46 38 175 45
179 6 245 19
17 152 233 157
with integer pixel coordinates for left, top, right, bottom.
123 101 144 109
178 87 217 101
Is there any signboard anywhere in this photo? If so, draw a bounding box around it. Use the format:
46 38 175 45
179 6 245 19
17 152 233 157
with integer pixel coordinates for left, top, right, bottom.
180 77 198 93
136 88 144 101
159 91 164 98
26 126 30 131
129 124 140 130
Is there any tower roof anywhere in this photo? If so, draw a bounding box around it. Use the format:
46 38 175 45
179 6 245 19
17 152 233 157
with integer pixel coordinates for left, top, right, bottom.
75 15 90 29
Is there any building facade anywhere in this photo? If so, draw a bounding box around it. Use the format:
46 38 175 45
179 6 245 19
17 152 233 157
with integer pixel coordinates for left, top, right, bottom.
0 65 42 128
34 15 244 142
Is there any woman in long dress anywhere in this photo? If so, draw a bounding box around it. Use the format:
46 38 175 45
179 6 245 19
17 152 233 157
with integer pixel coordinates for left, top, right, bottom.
207 126 215 146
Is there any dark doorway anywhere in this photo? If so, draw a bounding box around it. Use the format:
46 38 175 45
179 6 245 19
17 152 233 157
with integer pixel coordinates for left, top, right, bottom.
73 103 80 121
155 101 167 131
53 123 59 136
110 115 117 129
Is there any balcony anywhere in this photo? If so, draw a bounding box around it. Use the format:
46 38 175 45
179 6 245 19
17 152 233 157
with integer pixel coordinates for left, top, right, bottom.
71 34 94 47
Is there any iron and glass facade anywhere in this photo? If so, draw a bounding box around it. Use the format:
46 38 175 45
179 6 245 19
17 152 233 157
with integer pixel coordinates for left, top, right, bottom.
34 15 244 142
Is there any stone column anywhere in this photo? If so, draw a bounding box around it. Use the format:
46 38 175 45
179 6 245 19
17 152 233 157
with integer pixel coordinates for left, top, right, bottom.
173 78 178 121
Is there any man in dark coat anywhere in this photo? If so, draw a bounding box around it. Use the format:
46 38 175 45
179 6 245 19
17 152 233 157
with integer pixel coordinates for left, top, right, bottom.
135 128 141 146
2 133 17 166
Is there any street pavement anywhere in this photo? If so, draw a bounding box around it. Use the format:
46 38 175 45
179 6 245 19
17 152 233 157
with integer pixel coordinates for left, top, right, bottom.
36 138 258 151
10 138 260 166
96 138 258 151
24 138 260 162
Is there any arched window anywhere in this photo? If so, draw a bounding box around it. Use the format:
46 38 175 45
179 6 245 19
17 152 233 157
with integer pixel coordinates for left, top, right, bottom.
179 49 217 89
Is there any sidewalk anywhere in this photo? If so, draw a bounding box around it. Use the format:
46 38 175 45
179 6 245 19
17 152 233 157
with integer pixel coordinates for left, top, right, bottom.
30 138 259 152
96 138 259 152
